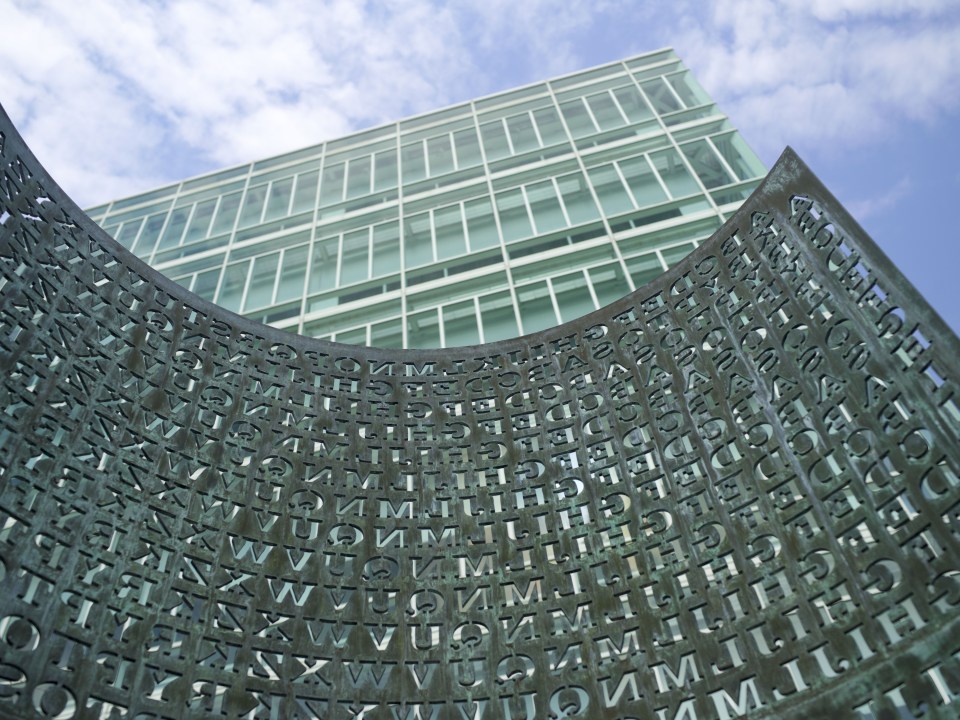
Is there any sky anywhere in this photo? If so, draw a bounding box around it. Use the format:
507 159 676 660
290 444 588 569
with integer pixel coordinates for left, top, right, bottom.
3 0 959 333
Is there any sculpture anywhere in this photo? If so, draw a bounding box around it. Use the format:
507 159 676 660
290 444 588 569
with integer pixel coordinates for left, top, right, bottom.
1 105 958 719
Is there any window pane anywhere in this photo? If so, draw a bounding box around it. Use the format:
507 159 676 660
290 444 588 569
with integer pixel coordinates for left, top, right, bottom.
238 185 267 228
553 271 595 321
662 242 696 267
372 221 401 277
443 300 480 347
667 72 710 108
404 212 433 267
589 263 631 306
626 252 664 287
426 135 455 176
244 252 279 310
292 171 319 213
464 197 500 250
526 181 566 234
517 281 557 333
336 326 367 345
641 78 682 114
507 113 539 153
613 86 653 124
557 172 600 225
533 107 567 146
479 290 519 342
453 128 483 168
194 268 219 301
276 245 308 303
711 133 765 181
586 91 625 130
264 178 293 221
407 308 441 348
650 148 700 198
495 189 532 242
157 207 190 249
681 140 734 189
136 213 166 256
116 218 144 250
371 317 403 348
373 220 400 277
309 236 339 293
560 99 596 138
184 199 216 242
210 192 242 235
346 156 372 199
217 261 249 312
588 165 634 216
434 205 466 260
401 142 426 183
480 120 511 161
374 149 398 191
618 156 667 207
340 228 369 285
319 163 345 206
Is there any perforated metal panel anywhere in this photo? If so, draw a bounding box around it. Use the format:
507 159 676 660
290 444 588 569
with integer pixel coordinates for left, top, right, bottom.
1 106 959 719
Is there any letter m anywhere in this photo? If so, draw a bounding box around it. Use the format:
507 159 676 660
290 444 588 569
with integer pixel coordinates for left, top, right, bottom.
653 653 701 693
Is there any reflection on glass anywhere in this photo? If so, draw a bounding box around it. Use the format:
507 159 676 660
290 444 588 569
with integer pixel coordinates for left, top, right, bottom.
557 172 600 225
427 135 455 177
372 222 401 277
245 252 280 310
340 229 370 285
401 142 426 183
527 181 566 234
553 271 595 321
211 193 241 235
404 213 433 268
588 165 634 216
681 140 734 189
309 237 339 293
649 148 700 197
517 281 557 333
590 263 631 306
479 290 519 342
435 205 466 260
560 99 597 138
217 261 249 312
496 189 533 242
443 300 480 347
619 156 667 207
626 252 664 287
276 245 308 303
407 308 441 348
480 120 511 161
465 198 500 250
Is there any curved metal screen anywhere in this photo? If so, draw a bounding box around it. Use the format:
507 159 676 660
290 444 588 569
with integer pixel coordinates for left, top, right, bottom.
1 106 959 719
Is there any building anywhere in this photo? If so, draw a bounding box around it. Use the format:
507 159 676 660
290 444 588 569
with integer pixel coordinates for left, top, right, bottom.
84 48 765 347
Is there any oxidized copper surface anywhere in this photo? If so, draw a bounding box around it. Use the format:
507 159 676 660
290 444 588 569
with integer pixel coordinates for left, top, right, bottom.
1 106 959 719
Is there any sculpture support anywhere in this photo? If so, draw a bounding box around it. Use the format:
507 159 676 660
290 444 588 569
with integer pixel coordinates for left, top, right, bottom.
1 106 959 719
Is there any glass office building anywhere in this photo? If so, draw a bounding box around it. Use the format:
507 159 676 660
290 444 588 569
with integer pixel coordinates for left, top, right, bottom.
85 48 765 348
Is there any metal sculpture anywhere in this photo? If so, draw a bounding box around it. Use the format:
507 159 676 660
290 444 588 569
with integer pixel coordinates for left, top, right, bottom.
0 105 958 719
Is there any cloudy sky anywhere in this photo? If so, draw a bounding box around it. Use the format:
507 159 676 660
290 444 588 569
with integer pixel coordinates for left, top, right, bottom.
4 0 959 331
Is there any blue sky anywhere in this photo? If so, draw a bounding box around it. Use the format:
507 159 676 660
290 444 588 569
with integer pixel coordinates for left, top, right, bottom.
4 0 959 332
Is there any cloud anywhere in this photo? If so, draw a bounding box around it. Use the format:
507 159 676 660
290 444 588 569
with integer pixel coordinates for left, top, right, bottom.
2 0 958 209
671 0 960 160
847 175 912 220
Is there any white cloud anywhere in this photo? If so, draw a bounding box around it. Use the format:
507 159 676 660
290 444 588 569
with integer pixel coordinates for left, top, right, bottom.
847 175 913 220
2 0 958 212
672 0 960 160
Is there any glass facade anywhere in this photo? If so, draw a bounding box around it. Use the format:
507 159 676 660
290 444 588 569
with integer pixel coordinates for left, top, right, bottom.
86 48 765 348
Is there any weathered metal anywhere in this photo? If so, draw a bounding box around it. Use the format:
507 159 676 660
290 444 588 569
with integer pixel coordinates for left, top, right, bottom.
1 105 958 719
